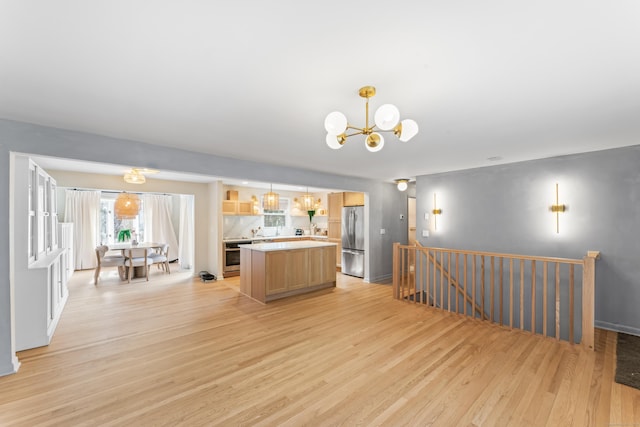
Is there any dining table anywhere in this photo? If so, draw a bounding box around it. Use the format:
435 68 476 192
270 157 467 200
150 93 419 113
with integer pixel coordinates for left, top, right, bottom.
107 242 165 280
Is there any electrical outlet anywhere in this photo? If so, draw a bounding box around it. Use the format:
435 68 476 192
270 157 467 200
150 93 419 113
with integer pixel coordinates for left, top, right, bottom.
424 213 429 220
380 228 386 235
422 229 429 237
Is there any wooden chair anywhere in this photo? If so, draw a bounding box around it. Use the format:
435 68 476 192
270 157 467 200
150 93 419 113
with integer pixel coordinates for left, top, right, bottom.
149 244 170 273
125 247 154 283
94 245 126 285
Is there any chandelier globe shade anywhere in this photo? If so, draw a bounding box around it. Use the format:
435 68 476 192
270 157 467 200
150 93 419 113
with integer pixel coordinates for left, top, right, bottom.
324 112 348 135
324 86 418 152
374 104 400 130
326 133 345 150
396 119 419 142
263 184 280 210
365 133 385 153
114 193 141 219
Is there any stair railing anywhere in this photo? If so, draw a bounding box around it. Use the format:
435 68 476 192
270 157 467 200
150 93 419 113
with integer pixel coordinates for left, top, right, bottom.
392 243 599 349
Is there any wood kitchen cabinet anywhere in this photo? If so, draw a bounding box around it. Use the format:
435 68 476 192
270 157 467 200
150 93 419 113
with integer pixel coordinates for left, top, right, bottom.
343 191 365 206
327 192 344 267
223 200 255 215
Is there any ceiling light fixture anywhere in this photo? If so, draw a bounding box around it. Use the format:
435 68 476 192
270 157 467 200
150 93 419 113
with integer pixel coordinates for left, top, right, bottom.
263 183 280 210
123 167 159 184
325 86 419 152
301 187 315 210
395 179 409 192
114 192 141 219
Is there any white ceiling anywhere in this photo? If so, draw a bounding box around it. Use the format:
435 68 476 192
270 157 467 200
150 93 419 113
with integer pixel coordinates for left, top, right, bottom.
2 1 640 183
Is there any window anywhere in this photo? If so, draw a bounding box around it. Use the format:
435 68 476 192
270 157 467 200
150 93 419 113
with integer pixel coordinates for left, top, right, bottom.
262 197 289 230
99 194 145 244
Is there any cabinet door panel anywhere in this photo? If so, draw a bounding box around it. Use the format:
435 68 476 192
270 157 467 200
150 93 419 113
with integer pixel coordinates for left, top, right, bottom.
265 251 287 294
286 250 308 290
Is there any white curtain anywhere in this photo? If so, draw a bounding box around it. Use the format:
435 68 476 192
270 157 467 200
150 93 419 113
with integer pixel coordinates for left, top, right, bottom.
142 194 179 263
64 189 101 270
178 195 194 270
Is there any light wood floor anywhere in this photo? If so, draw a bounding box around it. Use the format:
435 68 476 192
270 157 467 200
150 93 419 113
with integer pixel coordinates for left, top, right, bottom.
1 268 639 426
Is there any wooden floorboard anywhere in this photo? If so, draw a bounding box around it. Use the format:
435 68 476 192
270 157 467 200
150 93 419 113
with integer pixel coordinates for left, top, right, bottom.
1 267 639 426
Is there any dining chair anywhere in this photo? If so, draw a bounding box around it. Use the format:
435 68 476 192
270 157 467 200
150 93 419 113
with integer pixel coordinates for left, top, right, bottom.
94 245 126 285
126 247 154 283
149 244 170 273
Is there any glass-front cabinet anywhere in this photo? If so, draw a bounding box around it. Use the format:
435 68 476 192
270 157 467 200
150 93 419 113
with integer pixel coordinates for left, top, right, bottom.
15 155 69 352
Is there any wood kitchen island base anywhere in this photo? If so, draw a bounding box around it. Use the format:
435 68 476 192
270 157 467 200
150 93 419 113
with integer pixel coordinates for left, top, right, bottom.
240 241 337 303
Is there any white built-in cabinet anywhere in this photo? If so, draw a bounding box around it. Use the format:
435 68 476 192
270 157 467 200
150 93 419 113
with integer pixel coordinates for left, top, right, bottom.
14 155 72 351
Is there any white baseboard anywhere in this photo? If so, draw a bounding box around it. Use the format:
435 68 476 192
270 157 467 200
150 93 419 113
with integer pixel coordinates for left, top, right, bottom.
0 355 20 377
595 320 640 337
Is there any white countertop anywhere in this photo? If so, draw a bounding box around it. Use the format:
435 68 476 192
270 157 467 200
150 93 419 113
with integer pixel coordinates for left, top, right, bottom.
239 240 336 252
223 235 327 243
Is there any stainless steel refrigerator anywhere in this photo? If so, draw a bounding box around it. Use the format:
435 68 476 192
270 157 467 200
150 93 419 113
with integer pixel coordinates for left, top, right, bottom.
342 206 365 278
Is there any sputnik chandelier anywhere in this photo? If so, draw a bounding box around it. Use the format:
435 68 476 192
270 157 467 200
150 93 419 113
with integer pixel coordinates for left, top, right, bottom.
324 86 419 152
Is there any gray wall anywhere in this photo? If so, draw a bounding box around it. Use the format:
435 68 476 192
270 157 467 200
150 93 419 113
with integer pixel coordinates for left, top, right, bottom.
0 118 407 376
415 145 640 336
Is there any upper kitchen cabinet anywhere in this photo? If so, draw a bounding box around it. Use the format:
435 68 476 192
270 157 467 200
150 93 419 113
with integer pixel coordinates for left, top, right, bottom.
343 192 365 206
223 190 259 215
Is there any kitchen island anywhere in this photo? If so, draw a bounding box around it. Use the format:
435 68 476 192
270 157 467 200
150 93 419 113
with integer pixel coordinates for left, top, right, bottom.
239 240 337 303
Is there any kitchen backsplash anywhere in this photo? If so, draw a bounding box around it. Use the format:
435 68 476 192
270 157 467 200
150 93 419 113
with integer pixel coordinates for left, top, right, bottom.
223 215 327 239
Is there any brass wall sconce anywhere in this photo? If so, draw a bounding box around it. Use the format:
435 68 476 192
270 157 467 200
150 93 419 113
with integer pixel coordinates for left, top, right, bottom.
432 193 442 230
549 183 566 234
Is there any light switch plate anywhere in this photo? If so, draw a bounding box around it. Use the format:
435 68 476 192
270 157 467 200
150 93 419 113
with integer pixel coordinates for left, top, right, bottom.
399 214 405 220
422 230 429 237
380 228 386 235
424 213 429 220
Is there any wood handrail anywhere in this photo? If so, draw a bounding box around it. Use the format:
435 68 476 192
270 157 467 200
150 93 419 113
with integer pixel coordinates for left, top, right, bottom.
392 243 599 350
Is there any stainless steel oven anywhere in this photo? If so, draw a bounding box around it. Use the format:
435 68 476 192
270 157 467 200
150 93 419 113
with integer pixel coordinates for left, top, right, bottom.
223 240 252 276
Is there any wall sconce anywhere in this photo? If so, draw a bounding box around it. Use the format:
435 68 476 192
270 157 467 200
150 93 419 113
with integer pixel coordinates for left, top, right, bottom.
395 179 409 192
549 183 566 234
432 193 442 230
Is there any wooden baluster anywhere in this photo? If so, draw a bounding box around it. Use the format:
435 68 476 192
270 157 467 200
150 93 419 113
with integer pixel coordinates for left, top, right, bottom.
447 252 452 312
531 260 536 335
481 256 485 320
509 258 514 329
440 251 444 310
543 261 548 337
581 252 598 349
393 242 399 299
570 264 575 344
455 253 460 313
426 250 430 307
490 256 494 322
499 257 504 326
472 255 477 319
463 254 468 316
520 259 525 330
555 262 560 340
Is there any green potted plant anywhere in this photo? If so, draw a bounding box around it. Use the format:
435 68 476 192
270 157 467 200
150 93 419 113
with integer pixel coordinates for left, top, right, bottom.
117 229 131 242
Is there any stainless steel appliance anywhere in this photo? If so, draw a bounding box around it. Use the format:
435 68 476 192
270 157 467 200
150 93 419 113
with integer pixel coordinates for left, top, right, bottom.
341 206 365 278
223 239 252 276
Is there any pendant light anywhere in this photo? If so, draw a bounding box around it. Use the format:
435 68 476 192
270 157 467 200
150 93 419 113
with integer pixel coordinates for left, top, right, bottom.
263 184 280 210
114 192 141 219
301 187 315 211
